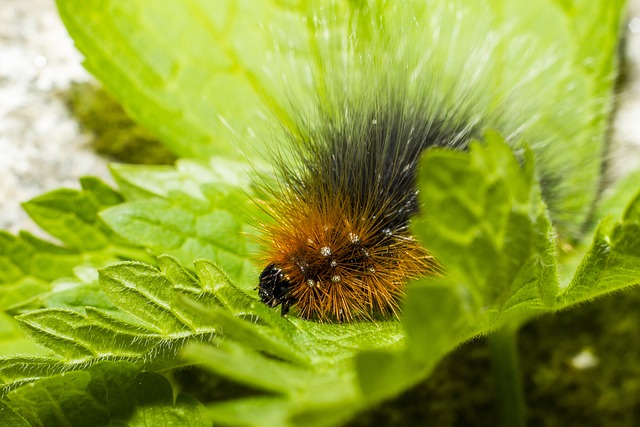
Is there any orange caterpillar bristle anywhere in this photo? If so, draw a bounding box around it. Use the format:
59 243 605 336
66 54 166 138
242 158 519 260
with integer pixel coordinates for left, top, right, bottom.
259 189 437 323
256 93 472 323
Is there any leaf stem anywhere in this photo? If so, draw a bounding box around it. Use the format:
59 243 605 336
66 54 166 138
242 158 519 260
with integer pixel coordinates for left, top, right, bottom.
488 326 526 427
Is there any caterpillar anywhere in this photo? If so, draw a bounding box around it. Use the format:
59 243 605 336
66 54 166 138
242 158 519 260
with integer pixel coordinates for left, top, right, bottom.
254 4 612 322
256 93 468 322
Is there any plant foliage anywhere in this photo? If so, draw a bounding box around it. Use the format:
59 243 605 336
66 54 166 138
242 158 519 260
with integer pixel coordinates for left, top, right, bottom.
0 0 636 426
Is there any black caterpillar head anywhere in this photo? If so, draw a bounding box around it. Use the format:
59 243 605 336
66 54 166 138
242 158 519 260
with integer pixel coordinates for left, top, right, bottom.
257 263 296 315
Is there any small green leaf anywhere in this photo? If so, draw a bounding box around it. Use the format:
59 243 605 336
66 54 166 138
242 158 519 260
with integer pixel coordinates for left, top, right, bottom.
203 397 288 427
595 171 640 221
194 260 256 312
5 361 208 427
0 232 77 283
157 255 199 288
23 189 111 251
99 262 193 334
42 269 114 312
102 161 259 287
21 179 150 256
109 158 254 201
101 198 198 251
79 176 125 207
183 300 304 365
17 309 99 360
557 217 640 307
0 356 64 387
16 307 165 362
128 380 208 427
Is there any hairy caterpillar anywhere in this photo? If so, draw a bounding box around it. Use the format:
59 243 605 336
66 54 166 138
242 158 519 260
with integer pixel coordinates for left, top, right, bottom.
257 94 466 322
255 4 613 322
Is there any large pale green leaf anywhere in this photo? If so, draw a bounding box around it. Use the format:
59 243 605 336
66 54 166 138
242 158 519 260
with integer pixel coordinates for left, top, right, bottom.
55 0 359 159
57 0 623 237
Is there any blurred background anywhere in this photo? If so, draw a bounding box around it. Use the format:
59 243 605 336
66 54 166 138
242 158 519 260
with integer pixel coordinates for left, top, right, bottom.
1 0 107 233
0 0 177 234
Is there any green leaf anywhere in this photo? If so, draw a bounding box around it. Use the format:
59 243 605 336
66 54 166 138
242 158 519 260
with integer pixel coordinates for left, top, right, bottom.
4 361 208 427
0 256 219 391
0 232 79 312
100 261 195 334
0 313 45 358
55 0 357 159
58 0 623 237
42 267 115 312
0 399 29 427
17 309 101 360
101 159 260 288
0 356 65 388
186 340 308 395
624 187 640 222
413 132 558 330
15 306 167 362
557 216 640 307
186 319 404 427
353 288 469 404
22 185 120 252
109 158 255 200
350 132 559 408
588 170 640 228
79 176 124 207
0 180 153 329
